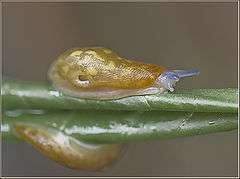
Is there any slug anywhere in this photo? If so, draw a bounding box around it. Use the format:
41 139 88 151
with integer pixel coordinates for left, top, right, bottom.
48 47 199 100
14 124 126 170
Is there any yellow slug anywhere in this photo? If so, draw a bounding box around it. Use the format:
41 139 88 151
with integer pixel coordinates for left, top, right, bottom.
48 47 199 99
14 124 126 170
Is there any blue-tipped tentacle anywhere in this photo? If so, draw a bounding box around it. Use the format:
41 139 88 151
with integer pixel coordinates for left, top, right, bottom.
167 83 174 92
158 71 180 92
157 70 199 92
166 73 180 82
173 70 199 78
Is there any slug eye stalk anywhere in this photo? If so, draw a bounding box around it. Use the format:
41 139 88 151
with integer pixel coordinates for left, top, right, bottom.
156 70 199 92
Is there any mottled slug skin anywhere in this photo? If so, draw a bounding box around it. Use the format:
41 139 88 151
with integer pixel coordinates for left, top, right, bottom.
49 47 199 99
56 47 164 89
48 47 168 99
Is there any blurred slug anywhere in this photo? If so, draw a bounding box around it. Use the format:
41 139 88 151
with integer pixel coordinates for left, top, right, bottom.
48 47 199 99
13 124 126 170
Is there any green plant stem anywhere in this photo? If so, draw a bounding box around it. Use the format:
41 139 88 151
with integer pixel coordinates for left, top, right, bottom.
2 77 238 113
2 109 237 144
1 77 238 144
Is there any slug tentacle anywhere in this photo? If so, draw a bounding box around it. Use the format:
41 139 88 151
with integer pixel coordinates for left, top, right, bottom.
173 70 200 77
48 47 199 100
157 70 199 92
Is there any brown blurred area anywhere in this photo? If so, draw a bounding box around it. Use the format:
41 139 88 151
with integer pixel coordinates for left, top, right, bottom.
2 2 238 177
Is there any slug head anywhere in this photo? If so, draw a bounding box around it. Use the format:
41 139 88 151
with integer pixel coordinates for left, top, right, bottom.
155 70 199 92
156 71 180 92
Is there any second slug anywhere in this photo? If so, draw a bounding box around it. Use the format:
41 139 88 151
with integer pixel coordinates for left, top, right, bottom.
48 47 199 100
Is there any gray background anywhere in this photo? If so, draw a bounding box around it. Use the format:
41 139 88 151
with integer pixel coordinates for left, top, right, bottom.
2 2 238 177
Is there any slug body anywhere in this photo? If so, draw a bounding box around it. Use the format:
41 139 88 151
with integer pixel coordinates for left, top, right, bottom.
14 124 125 170
48 47 199 99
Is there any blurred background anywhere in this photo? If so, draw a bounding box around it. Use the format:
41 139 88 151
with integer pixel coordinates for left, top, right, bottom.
2 2 238 177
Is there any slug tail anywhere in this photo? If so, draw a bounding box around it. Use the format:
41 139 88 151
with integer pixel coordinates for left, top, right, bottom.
173 70 200 78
